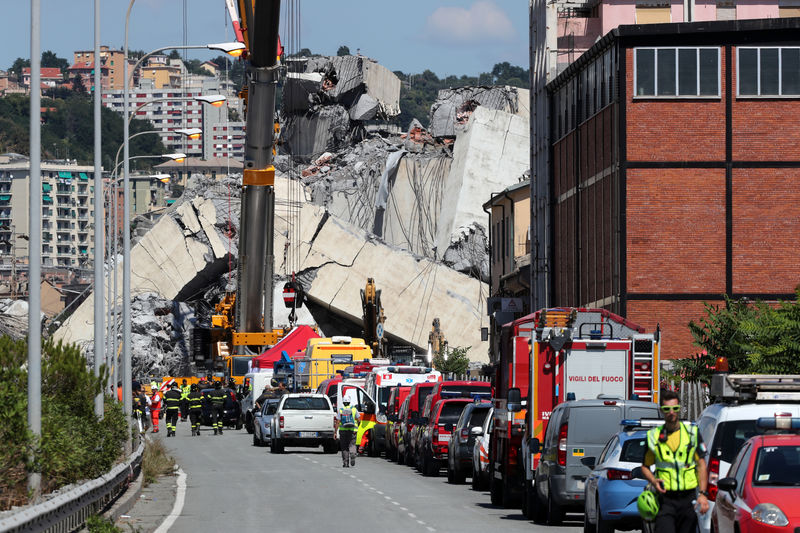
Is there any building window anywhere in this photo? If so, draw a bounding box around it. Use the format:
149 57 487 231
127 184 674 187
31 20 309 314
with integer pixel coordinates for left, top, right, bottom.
635 4 671 23
716 0 736 20
634 47 720 97
737 47 800 96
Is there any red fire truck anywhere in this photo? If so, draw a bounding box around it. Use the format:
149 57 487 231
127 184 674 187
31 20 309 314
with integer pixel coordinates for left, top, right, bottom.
489 308 661 512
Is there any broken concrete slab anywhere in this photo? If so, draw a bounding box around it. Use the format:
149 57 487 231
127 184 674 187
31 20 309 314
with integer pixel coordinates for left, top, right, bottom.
429 86 530 138
275 203 489 361
283 72 324 113
435 105 530 257
349 93 380 121
192 197 228 260
281 105 352 163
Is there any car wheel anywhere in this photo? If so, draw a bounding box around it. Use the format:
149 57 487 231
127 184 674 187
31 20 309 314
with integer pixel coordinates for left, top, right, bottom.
271 438 284 454
427 456 439 477
366 431 378 457
584 502 597 533
490 472 503 506
397 446 405 465
404 446 414 467
235 417 243 430
596 502 614 533
527 481 546 523
471 466 481 490
253 433 260 447
546 482 564 526
452 465 466 484
245 413 254 434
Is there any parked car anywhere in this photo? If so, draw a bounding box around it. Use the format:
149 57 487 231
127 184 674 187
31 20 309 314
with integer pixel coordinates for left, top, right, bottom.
399 382 437 466
584 419 662 533
696 374 800 533
386 385 412 462
252 398 280 447
447 401 492 484
269 393 337 454
200 387 243 430
241 372 275 433
396 395 412 465
418 397 472 476
472 406 494 490
712 416 800 533
529 397 661 525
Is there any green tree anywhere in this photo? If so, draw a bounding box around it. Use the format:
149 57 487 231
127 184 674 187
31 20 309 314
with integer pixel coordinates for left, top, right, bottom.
337 45 351 56
432 345 471 376
671 289 800 383
72 74 86 94
9 57 30 82
168 49 181 60
41 50 69 75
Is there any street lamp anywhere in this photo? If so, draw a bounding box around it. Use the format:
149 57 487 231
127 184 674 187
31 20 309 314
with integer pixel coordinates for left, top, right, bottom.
194 94 226 107
123 0 245 450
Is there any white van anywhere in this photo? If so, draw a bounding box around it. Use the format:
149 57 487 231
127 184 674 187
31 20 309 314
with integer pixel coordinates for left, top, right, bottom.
696 374 800 533
241 371 275 433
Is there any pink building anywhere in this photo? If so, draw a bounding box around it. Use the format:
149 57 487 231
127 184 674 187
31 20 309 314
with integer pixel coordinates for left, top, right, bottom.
555 0 794 68
21 67 62 89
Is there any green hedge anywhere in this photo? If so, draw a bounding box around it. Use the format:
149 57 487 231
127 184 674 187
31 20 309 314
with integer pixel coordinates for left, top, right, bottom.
0 336 128 510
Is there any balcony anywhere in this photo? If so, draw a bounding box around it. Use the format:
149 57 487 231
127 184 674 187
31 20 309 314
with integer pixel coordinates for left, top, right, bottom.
77 187 88 196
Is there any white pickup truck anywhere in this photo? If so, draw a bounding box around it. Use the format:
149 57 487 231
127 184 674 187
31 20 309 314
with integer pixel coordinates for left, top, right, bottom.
269 393 338 454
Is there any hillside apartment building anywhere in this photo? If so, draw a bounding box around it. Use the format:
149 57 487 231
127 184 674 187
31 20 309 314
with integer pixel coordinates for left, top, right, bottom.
526 0 800 358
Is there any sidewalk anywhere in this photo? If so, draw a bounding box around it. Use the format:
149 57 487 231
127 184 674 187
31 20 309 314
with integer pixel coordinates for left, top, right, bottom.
115 432 178 533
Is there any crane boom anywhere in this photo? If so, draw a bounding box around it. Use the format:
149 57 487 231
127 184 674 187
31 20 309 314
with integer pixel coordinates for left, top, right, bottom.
233 0 282 350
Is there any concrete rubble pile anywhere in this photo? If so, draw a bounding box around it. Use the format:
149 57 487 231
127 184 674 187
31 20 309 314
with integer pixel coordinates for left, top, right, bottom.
288 85 530 282
0 299 34 340
281 55 402 162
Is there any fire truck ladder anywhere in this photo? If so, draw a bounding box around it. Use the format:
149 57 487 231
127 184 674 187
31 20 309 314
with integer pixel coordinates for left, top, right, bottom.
632 335 657 401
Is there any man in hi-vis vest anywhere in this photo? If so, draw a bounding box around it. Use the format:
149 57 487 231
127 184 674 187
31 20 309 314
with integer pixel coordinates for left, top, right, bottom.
642 389 709 533
337 397 361 468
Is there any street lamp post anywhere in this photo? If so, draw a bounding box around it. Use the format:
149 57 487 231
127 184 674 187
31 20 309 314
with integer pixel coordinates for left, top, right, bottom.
93 0 104 418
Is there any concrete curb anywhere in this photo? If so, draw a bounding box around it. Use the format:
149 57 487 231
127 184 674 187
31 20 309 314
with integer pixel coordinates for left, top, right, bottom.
104 470 143 523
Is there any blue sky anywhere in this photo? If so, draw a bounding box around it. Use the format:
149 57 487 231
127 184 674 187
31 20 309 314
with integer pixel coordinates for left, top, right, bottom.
1 1 529 76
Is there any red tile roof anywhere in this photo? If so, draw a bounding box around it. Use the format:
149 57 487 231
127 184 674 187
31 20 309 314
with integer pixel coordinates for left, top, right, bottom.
23 67 63 78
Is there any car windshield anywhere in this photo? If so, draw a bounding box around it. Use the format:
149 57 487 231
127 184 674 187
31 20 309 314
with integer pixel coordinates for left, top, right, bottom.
265 402 278 415
283 397 330 410
712 420 762 463
468 407 490 428
378 388 392 412
753 445 800 486
439 403 468 424
620 437 647 463
417 388 433 410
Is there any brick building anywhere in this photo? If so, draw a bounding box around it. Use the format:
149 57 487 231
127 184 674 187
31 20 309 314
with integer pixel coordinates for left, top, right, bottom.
546 18 800 359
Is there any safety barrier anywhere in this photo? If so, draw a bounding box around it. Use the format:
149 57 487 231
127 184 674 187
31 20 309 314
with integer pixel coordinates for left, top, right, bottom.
0 441 144 533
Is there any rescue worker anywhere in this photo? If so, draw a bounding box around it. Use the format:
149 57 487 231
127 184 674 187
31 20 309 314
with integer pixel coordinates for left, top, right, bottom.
132 384 147 434
187 383 203 436
180 379 191 421
209 380 227 435
337 397 361 467
254 387 272 411
641 389 709 533
163 382 183 437
149 381 162 433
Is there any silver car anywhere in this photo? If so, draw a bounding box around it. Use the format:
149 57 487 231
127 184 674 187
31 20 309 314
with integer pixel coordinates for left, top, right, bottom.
471 407 493 490
253 399 279 447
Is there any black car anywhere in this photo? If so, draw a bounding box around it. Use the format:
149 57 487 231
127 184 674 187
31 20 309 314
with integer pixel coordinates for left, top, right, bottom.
200 388 243 430
447 401 492 483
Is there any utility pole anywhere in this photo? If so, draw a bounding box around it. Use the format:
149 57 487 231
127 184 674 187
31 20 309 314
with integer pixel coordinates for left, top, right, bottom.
93 0 104 418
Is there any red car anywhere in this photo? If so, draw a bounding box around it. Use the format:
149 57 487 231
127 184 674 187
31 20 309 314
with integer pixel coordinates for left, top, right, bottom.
712 416 800 533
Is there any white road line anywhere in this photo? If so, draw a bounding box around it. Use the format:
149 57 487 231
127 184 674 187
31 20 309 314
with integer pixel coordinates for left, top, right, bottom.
384 495 391 500
376 490 384 495
391 501 399 506
400 507 408 511
350 474 356 478
426 527 436 532
408 513 417 519
416 520 425 525
153 468 186 533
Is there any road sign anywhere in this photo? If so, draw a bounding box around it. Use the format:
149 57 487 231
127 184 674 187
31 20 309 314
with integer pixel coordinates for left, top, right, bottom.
376 323 384 339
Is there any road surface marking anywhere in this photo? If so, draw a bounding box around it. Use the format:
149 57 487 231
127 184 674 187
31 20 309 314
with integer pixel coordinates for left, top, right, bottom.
153 468 186 533
417 520 425 525
384 495 391 500
391 501 399 506
400 507 408 511
409 513 417 519
376 490 384 495
350 474 356 478
426 527 436 532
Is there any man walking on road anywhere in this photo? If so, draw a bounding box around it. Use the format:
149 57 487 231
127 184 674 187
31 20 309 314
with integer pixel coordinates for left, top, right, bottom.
642 389 709 533
163 382 182 437
337 397 361 467
187 383 203 436
180 379 191 421
209 381 227 435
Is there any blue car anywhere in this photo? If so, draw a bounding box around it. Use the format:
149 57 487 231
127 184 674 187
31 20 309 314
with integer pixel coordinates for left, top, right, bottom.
583 419 662 533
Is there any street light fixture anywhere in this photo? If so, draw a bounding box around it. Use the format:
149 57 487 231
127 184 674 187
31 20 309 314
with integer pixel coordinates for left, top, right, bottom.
194 94 226 107
123 0 248 452
175 128 202 141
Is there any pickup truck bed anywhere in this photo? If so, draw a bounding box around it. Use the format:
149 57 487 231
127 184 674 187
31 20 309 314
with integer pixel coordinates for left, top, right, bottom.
270 394 337 454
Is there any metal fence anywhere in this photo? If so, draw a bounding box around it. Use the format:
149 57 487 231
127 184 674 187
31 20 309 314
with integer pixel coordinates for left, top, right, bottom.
0 442 144 533
677 381 709 421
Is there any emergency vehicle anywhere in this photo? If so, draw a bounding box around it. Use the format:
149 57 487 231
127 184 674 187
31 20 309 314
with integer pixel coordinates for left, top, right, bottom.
489 308 660 514
363 366 442 456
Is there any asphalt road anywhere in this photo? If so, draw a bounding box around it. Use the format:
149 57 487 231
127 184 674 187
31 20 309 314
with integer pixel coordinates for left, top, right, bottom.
158 423 584 533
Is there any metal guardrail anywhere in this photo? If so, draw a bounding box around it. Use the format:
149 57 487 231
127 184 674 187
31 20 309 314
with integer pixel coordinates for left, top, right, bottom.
0 442 144 533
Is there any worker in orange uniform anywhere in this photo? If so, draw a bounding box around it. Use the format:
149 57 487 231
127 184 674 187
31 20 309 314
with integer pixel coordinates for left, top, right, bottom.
149 381 162 433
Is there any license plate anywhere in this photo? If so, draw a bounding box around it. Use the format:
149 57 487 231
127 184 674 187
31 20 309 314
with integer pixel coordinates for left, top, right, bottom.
575 479 585 491
299 432 317 438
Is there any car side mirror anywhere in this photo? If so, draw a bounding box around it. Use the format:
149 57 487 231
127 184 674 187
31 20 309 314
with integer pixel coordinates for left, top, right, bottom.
718 477 737 493
630 466 646 480
528 438 541 454
470 426 483 436
580 456 596 469
444 423 453 432
508 387 522 412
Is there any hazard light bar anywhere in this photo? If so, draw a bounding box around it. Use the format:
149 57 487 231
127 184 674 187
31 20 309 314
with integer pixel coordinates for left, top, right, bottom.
387 366 433 374
756 416 800 430
621 418 663 430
